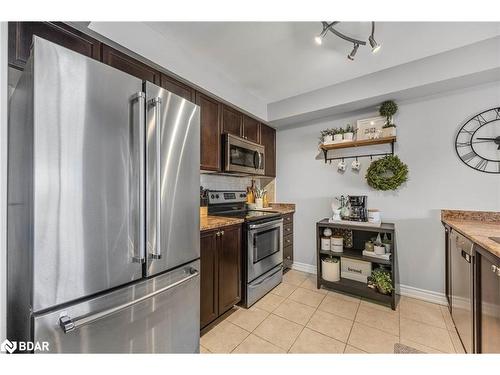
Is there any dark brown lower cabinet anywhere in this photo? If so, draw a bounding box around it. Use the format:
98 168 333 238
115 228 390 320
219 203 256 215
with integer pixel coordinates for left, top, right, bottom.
200 225 241 328
476 245 500 353
200 230 219 328
283 213 294 269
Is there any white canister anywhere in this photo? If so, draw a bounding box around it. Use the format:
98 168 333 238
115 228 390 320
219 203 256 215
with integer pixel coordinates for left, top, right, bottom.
333 134 343 142
368 209 381 223
374 245 386 255
321 237 331 251
331 236 343 253
321 258 340 282
255 198 263 209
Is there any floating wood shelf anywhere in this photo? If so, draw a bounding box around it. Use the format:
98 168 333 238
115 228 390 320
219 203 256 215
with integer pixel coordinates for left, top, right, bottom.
320 136 396 163
320 136 396 151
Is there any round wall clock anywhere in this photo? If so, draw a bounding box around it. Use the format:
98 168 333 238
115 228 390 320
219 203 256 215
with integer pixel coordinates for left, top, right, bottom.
455 107 500 174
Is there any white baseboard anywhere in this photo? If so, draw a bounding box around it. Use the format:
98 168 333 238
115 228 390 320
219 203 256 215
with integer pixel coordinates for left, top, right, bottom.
290 261 317 275
396 284 448 306
289 262 448 306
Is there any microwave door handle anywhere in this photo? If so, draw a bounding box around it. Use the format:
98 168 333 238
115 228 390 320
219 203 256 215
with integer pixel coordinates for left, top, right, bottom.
253 151 260 169
150 97 162 260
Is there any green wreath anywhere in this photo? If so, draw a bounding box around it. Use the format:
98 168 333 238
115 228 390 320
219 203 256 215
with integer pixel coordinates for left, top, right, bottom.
366 155 409 191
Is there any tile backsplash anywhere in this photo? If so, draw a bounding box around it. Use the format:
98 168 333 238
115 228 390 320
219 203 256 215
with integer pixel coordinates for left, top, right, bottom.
200 174 276 202
200 174 256 192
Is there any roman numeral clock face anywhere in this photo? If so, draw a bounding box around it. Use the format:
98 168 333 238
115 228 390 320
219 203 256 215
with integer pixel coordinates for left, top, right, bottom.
455 107 500 174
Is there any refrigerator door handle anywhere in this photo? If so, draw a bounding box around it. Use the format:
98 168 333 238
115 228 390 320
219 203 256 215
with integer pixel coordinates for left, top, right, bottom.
131 92 146 263
58 267 199 334
149 97 162 260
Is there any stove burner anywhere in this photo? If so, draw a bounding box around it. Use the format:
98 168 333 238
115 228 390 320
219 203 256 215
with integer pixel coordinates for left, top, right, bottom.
206 189 281 222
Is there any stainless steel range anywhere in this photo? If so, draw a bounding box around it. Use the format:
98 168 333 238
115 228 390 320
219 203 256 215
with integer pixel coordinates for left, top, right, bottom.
207 190 283 307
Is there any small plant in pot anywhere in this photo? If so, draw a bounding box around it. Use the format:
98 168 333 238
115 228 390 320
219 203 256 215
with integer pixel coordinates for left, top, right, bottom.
379 100 398 138
343 124 354 141
319 129 332 144
333 128 343 143
371 268 394 295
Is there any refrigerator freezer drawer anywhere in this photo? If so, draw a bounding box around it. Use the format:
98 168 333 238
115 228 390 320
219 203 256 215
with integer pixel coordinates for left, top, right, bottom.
33 260 200 353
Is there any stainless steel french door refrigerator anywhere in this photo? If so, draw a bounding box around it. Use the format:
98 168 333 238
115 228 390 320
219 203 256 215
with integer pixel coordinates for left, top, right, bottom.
7 37 200 353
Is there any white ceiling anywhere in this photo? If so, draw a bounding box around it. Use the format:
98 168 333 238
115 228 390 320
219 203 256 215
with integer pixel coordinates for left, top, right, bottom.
146 22 500 103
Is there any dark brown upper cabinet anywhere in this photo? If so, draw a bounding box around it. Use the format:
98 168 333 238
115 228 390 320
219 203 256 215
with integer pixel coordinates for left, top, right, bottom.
260 124 276 177
242 115 260 143
8 22 102 70
196 92 222 172
101 45 160 84
160 73 195 102
221 105 243 137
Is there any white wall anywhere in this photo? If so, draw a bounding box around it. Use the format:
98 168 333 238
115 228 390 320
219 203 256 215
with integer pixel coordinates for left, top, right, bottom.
269 37 500 127
276 82 500 295
0 22 8 341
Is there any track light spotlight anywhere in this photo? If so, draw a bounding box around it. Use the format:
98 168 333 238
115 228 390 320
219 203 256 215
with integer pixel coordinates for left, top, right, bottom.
314 26 329 45
369 22 381 53
347 44 359 61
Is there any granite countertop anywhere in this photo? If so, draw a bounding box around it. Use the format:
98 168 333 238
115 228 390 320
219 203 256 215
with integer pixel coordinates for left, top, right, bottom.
199 203 295 231
442 210 500 259
268 203 296 214
200 215 244 232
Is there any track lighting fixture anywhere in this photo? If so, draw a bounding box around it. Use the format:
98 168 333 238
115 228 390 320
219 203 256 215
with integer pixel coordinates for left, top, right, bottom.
315 21 382 60
347 44 359 61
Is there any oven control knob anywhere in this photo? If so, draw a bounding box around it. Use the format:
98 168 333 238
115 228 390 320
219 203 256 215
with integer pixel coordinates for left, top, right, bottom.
211 194 215 199
215 194 220 199
240 193 246 198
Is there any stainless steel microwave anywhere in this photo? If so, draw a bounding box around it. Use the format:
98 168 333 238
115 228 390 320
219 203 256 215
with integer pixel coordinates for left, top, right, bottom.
223 133 265 175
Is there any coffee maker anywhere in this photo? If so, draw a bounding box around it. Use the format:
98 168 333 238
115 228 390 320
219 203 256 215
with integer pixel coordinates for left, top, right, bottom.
348 195 368 222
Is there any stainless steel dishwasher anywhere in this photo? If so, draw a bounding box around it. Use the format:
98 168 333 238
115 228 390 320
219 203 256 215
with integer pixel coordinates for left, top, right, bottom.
450 229 475 353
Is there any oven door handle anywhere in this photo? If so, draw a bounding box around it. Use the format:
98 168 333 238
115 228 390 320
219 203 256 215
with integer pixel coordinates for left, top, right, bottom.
248 218 283 231
251 265 283 287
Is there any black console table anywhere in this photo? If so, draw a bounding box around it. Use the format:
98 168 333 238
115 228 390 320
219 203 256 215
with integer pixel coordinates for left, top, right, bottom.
316 219 398 310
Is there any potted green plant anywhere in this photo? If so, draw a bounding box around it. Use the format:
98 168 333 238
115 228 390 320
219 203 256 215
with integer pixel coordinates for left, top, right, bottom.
343 124 354 141
379 100 398 138
371 268 393 295
333 128 343 143
382 123 396 138
321 255 340 282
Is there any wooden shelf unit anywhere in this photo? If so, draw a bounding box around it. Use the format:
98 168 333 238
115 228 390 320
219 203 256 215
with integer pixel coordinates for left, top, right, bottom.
320 136 396 163
316 219 398 310
320 136 396 151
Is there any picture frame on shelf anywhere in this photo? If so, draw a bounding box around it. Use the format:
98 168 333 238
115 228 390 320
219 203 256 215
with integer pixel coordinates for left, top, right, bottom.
356 116 386 140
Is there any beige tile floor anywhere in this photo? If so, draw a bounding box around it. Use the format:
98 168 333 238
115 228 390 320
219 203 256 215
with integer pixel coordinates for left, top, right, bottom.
200 270 464 354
